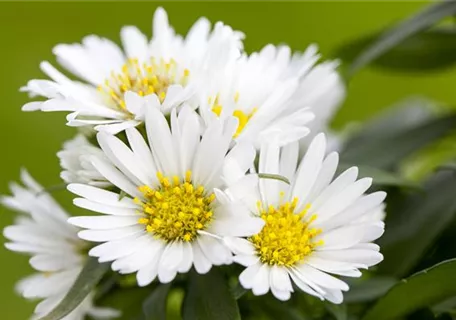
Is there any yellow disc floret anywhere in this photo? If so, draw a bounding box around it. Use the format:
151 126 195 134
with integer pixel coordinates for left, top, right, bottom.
98 57 190 112
210 92 257 138
250 197 323 267
135 171 215 242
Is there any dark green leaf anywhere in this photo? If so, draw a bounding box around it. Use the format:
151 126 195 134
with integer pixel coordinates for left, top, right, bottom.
182 268 240 320
338 164 418 188
142 283 171 320
378 172 456 277
231 282 247 300
96 285 152 320
345 1 456 76
433 296 456 315
344 277 397 303
362 259 456 320
340 113 456 171
440 162 456 171
40 257 109 320
257 297 310 320
336 28 456 72
342 98 437 152
324 303 348 320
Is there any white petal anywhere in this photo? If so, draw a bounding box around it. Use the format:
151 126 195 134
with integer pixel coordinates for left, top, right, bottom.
68 215 139 229
239 262 262 289
192 241 212 274
291 133 326 207
158 242 183 283
251 264 271 296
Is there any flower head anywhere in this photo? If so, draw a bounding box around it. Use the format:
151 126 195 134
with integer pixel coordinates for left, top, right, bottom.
58 134 111 188
230 134 385 302
21 7 243 134
1 169 118 320
199 44 344 148
68 105 264 286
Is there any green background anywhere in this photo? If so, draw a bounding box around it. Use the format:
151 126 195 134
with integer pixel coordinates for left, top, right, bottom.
1 1 455 318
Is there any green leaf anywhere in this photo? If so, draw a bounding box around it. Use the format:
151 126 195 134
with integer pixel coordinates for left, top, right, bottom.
379 171 456 277
338 164 418 188
340 113 456 171
362 259 456 320
261 300 310 320
336 28 456 72
258 173 290 185
345 1 456 76
344 277 397 303
119 190 128 200
142 283 171 320
324 303 347 320
231 282 247 300
182 268 240 320
97 286 152 320
40 257 109 320
440 162 456 171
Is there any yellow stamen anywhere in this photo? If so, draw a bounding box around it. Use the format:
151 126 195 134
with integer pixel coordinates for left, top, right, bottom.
249 198 322 266
136 171 214 242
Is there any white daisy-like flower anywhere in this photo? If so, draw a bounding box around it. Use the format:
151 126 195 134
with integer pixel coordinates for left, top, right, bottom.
58 134 111 188
230 133 385 303
199 44 344 148
21 7 243 134
1 169 118 320
67 105 264 286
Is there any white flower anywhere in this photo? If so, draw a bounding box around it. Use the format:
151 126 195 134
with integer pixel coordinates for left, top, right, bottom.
1 169 118 320
199 44 344 148
67 105 264 286
58 134 111 188
21 7 243 134
229 134 385 303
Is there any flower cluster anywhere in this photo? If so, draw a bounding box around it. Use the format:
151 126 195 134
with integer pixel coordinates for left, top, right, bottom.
3 7 384 319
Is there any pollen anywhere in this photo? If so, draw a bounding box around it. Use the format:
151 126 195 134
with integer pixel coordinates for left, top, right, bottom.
249 198 323 267
135 171 215 242
98 57 190 113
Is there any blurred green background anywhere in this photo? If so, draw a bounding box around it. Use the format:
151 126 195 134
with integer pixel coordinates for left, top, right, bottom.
1 1 455 318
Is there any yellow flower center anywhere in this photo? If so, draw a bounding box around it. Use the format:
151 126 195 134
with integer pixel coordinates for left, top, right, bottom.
98 58 190 112
135 171 215 242
212 102 257 138
250 197 323 267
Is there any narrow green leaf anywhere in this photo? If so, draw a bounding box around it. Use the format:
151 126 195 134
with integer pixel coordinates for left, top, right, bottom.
36 183 68 196
182 269 240 320
440 162 456 171
119 190 128 200
362 259 456 320
96 286 151 320
40 257 109 320
379 171 456 277
336 28 456 72
338 164 418 188
231 283 247 300
344 277 397 303
142 283 171 320
340 113 456 171
258 173 290 185
324 303 347 320
347 1 456 76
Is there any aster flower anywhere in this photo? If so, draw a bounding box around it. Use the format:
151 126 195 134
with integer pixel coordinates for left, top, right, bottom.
67 105 264 286
58 134 111 188
1 169 118 320
21 7 243 134
230 134 385 303
199 44 343 148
